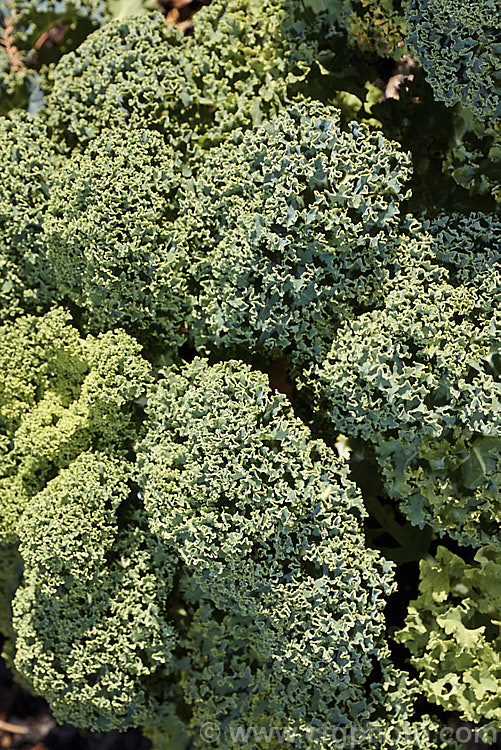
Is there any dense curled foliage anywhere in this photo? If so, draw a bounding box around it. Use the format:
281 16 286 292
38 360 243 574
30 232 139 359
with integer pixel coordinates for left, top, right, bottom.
0 0 499 743
44 0 401 153
297 213 501 549
178 0 326 140
44 0 328 152
44 12 196 148
12 359 397 741
396 546 501 730
137 360 395 743
405 0 501 122
182 102 411 359
12 451 178 731
44 127 188 342
0 114 57 320
0 308 150 544
147 669 462 750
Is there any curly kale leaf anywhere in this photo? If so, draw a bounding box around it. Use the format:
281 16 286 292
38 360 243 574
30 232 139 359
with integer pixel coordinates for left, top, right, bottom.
405 0 501 123
181 102 411 360
297 212 501 549
135 358 396 744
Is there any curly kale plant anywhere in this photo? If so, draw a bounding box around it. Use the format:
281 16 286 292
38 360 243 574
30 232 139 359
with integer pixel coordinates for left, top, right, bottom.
405 0 501 123
43 12 196 147
11 359 396 743
44 127 188 343
0 307 150 546
182 102 411 360
44 101 412 355
137 360 397 743
396 545 501 731
298 212 501 549
0 0 499 742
